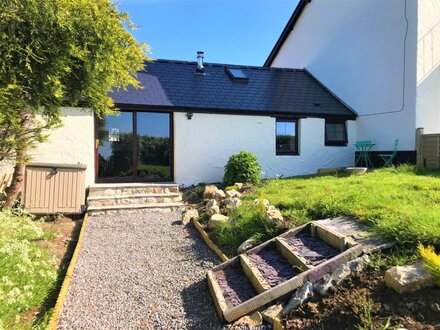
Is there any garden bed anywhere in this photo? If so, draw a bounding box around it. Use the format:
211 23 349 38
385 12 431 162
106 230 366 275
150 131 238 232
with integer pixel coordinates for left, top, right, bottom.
0 212 80 329
285 265 440 329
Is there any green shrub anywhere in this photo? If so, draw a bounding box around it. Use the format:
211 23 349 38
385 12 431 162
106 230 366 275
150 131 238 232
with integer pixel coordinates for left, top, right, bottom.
419 244 440 286
223 151 262 186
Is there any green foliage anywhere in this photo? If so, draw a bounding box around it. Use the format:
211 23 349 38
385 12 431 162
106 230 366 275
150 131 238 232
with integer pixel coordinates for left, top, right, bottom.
0 0 147 163
223 151 262 186
353 293 391 330
210 204 277 256
0 212 56 329
368 249 418 271
225 185 239 192
419 244 440 286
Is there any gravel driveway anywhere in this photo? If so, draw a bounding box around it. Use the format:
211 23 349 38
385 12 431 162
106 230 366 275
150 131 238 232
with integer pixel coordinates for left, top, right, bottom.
57 212 222 330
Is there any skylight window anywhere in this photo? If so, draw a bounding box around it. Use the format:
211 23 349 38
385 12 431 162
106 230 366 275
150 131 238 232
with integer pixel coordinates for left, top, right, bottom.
225 68 249 81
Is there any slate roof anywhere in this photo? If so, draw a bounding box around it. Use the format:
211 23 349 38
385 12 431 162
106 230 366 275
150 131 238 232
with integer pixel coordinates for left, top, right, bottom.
110 59 357 119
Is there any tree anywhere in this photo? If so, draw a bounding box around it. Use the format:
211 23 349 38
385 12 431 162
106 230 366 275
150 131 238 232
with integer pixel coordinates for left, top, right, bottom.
0 0 148 208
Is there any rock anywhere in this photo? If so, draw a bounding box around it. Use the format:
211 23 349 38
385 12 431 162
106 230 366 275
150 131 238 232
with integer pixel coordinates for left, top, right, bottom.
237 237 256 254
262 303 283 325
232 311 263 329
234 182 244 190
224 197 242 209
266 206 284 226
208 214 229 229
203 185 218 199
331 264 351 286
225 189 241 198
214 189 226 202
384 262 433 294
347 254 371 273
314 274 334 296
282 282 313 316
206 199 220 216
182 209 199 225
253 198 270 209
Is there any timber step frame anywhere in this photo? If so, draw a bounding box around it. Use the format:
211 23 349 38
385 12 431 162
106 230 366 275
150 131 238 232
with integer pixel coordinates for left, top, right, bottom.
207 216 390 322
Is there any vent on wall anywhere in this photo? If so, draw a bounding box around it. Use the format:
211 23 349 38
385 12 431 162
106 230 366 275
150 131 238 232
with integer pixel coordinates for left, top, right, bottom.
225 68 249 81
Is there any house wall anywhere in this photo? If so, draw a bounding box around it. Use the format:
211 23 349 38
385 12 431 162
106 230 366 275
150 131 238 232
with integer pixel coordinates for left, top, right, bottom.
270 0 418 152
29 107 95 187
416 0 440 133
173 112 356 186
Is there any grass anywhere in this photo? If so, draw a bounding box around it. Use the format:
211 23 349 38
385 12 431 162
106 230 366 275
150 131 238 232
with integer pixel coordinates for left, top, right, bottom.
211 165 440 256
0 211 57 329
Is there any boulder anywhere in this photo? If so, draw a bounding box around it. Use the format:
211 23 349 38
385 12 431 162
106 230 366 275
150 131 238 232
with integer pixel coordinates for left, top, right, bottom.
253 198 270 209
224 197 242 209
206 199 220 216
385 262 433 294
282 282 313 316
214 189 226 202
331 263 351 286
314 274 334 296
182 209 199 225
208 214 229 229
231 311 262 329
203 185 218 199
234 182 244 190
237 237 256 254
266 206 284 226
225 189 241 198
347 255 371 273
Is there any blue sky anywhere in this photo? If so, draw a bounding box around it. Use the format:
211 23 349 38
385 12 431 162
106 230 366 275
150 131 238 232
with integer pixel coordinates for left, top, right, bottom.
117 0 299 66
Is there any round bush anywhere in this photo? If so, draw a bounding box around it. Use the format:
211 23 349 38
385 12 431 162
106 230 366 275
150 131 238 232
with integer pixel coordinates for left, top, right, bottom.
223 151 262 186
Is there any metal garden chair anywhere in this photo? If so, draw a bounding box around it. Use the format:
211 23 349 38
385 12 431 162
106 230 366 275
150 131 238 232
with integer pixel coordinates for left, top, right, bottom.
378 139 399 167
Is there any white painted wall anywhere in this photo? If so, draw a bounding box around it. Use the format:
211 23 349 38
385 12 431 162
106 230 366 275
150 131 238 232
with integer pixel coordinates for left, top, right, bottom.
29 107 95 187
271 0 418 151
416 0 440 133
174 112 356 186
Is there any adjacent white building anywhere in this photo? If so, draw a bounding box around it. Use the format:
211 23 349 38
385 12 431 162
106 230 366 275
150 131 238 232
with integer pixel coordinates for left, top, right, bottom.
266 0 439 155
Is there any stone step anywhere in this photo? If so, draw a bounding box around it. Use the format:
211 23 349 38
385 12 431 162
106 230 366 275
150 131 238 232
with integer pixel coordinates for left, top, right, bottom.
87 202 183 216
88 183 179 197
87 193 182 207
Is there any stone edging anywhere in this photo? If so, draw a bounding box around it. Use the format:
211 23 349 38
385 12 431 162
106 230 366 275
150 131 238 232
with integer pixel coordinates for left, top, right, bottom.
193 219 229 262
47 213 89 330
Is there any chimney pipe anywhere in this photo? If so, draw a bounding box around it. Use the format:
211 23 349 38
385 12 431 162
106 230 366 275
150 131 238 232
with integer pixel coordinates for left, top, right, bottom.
196 51 204 73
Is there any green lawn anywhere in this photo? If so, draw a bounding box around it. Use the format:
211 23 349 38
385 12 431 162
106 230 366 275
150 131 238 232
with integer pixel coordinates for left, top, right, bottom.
0 212 57 329
212 165 440 256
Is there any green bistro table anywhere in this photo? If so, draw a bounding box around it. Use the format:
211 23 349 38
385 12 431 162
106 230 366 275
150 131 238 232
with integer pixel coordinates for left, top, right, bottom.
355 140 375 168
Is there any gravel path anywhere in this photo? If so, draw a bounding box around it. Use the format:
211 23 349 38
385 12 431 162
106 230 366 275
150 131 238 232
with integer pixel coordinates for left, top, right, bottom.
58 211 222 330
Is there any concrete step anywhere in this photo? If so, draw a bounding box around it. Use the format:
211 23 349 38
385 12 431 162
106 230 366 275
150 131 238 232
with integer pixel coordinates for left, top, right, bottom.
87 202 184 216
88 183 179 197
87 193 182 207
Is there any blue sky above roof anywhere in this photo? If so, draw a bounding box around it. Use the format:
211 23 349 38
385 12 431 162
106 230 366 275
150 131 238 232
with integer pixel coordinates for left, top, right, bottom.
117 0 299 66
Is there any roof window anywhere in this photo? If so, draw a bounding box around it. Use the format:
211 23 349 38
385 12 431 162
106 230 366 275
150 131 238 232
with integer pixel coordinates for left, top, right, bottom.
225 68 249 81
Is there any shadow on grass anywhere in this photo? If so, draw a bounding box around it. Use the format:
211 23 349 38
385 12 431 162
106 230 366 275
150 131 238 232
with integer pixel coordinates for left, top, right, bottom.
33 215 83 328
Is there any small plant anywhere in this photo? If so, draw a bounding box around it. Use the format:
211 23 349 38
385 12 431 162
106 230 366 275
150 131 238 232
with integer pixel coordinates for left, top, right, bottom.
223 151 262 186
353 292 391 330
419 244 440 286
225 185 239 191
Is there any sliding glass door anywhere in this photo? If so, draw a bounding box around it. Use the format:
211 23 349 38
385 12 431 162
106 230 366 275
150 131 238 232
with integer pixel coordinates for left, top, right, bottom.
97 111 172 182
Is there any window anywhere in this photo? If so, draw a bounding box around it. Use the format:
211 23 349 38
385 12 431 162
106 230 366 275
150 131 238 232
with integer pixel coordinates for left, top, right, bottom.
325 120 348 146
225 68 249 81
276 119 298 155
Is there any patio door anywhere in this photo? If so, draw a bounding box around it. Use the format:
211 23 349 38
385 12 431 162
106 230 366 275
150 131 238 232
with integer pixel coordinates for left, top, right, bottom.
96 111 172 182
